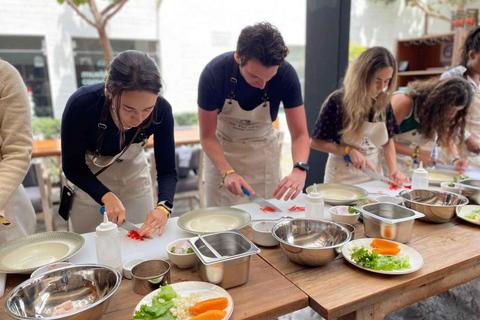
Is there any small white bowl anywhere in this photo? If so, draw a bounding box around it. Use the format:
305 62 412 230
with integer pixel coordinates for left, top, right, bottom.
329 206 360 224
30 262 74 278
252 221 279 247
374 195 403 205
440 181 460 194
166 238 197 269
123 259 146 279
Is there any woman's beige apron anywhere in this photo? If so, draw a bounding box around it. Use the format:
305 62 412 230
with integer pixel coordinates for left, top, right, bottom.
324 121 388 184
204 73 279 207
461 78 480 163
70 138 154 234
394 131 434 173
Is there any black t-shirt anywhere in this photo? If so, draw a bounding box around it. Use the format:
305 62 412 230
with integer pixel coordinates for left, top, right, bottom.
61 83 177 204
198 51 303 121
312 91 400 144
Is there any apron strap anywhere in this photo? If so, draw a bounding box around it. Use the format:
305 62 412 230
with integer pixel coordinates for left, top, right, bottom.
94 99 110 157
227 63 239 104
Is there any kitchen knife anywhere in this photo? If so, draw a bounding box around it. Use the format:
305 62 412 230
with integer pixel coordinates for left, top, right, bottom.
343 155 395 185
241 187 283 212
120 220 153 240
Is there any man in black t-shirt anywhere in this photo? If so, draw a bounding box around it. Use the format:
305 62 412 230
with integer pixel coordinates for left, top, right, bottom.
198 22 310 207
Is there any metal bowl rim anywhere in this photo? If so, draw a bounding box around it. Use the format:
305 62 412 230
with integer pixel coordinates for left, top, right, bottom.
4 263 122 320
399 189 469 207
131 260 171 280
271 218 352 250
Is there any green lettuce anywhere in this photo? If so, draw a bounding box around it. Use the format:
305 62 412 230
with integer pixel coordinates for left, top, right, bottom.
351 246 411 271
131 285 177 320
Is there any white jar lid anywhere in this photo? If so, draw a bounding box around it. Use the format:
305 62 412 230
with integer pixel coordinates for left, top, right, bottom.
96 212 119 237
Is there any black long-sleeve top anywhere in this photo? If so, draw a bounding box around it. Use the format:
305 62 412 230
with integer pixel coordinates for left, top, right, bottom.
61 83 177 205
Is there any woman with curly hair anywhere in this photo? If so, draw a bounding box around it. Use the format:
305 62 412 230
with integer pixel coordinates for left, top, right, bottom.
391 77 472 171
311 47 407 185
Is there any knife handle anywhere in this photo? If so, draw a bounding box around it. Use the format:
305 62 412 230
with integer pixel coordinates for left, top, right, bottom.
100 207 105 215
343 155 353 164
241 187 250 196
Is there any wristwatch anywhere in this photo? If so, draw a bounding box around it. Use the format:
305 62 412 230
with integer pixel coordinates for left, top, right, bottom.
293 161 309 172
156 200 173 213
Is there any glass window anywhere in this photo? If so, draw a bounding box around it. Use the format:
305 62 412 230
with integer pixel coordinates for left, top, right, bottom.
0 36 53 117
73 38 160 88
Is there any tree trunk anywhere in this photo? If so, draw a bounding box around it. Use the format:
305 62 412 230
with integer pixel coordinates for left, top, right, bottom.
97 26 114 67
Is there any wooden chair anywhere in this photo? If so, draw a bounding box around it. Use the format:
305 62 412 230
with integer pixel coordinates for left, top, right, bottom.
22 161 56 231
150 147 205 210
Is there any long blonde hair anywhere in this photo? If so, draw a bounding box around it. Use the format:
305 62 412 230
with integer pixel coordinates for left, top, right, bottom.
340 47 397 140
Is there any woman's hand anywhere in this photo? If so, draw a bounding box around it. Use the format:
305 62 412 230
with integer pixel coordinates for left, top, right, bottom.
416 149 436 167
466 137 480 154
348 148 375 172
101 192 125 225
137 207 169 237
453 158 469 169
389 171 409 186
273 169 306 201
224 172 254 197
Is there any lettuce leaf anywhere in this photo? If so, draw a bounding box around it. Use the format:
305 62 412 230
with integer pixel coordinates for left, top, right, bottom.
351 246 411 271
131 285 177 320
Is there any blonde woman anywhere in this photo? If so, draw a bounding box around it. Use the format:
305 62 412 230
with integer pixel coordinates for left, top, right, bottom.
310 47 407 185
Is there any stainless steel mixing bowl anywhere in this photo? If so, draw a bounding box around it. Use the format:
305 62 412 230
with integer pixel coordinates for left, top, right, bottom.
399 189 469 223
4 264 121 320
271 219 351 267
456 179 480 204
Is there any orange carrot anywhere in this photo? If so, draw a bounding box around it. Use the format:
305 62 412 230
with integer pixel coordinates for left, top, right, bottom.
189 297 229 315
190 309 227 320
370 238 399 249
372 247 401 256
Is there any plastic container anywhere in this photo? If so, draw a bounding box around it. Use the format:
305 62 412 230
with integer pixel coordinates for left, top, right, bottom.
305 183 324 220
95 211 122 273
411 161 429 189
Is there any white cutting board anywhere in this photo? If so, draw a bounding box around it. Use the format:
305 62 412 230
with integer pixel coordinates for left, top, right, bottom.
69 217 192 264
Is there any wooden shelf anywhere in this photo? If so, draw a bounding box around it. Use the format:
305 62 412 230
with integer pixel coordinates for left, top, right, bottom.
397 32 454 43
398 69 448 76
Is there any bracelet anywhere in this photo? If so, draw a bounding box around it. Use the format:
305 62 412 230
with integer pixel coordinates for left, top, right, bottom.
344 146 351 167
219 169 235 188
155 205 171 218
411 146 420 163
451 157 461 165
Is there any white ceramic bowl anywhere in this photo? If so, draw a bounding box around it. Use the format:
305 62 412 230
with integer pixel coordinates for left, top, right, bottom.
329 206 360 224
166 238 197 269
30 262 74 278
374 195 403 205
440 181 461 194
123 259 146 279
252 221 279 247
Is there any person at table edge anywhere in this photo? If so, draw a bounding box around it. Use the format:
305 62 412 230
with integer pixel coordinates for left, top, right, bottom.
61 50 177 236
198 22 310 206
310 47 408 186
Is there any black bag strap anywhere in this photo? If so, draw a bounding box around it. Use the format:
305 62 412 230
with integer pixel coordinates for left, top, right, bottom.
94 100 110 157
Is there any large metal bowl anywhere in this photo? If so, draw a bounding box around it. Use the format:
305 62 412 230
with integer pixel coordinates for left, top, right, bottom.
4 264 122 320
272 219 351 267
399 189 469 223
456 179 480 204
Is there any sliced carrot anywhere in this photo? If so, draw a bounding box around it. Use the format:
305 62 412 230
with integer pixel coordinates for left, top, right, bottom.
189 297 229 315
190 309 227 320
372 247 401 256
370 238 399 249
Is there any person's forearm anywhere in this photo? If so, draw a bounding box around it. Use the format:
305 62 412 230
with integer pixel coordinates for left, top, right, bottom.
310 138 346 156
383 139 398 174
394 141 416 157
201 136 233 175
291 133 310 163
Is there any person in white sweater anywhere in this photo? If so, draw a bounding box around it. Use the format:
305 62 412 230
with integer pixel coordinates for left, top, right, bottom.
0 59 36 244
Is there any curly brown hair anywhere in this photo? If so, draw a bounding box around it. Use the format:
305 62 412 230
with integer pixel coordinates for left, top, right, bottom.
407 77 472 147
461 27 480 67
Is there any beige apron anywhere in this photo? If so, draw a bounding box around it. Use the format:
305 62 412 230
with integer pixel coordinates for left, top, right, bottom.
0 185 36 244
461 77 480 162
70 137 154 234
324 121 388 184
393 130 435 173
204 72 279 207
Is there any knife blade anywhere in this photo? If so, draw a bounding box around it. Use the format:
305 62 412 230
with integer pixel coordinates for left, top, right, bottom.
241 187 283 212
343 155 395 185
120 220 153 239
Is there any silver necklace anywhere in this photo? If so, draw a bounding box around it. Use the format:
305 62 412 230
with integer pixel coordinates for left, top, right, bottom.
111 106 132 130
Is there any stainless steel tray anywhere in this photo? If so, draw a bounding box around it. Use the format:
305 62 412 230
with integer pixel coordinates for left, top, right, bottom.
355 203 425 224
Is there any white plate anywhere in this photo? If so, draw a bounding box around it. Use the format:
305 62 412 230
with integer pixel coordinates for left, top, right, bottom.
342 238 423 275
133 281 234 319
456 205 480 226
0 232 85 274
178 207 250 234
306 183 368 205
407 169 460 186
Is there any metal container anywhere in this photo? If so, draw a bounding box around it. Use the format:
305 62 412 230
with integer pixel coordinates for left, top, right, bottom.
456 179 480 204
131 260 171 295
189 230 260 289
334 222 356 240
355 203 425 243
399 189 468 223
271 219 351 267
4 264 121 320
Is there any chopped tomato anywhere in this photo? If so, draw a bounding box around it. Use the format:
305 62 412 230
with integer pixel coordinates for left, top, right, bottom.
288 205 305 212
387 182 400 190
260 207 276 213
126 230 147 241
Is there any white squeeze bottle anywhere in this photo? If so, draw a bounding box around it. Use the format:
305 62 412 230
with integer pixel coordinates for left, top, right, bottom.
95 211 123 273
305 183 324 220
411 161 429 189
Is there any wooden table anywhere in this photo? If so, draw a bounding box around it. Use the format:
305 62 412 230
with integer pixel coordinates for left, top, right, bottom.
32 128 200 158
242 218 480 320
0 245 308 319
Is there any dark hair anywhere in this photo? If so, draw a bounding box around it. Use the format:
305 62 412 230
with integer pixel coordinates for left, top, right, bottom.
236 22 288 67
104 50 162 145
407 77 472 147
461 27 480 66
